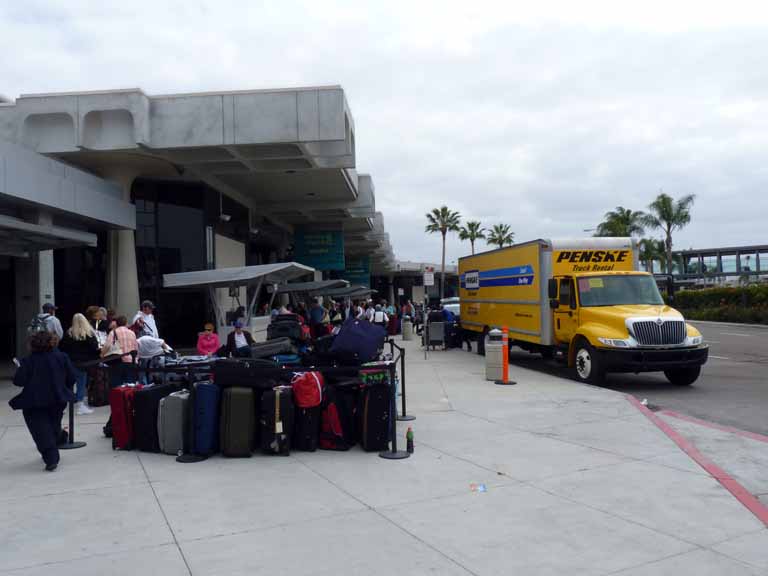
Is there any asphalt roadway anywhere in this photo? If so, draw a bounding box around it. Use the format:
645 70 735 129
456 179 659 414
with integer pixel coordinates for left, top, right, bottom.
505 321 768 436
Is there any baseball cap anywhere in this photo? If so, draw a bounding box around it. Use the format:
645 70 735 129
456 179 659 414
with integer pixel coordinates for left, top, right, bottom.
42 302 56 312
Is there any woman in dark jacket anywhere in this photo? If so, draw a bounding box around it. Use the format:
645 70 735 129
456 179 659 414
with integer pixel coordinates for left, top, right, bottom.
59 313 100 415
10 331 78 471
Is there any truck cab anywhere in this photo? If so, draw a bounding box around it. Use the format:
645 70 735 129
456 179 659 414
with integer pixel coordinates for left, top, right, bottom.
548 271 708 385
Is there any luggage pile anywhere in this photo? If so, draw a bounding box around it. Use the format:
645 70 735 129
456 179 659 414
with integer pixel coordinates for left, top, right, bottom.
105 318 395 459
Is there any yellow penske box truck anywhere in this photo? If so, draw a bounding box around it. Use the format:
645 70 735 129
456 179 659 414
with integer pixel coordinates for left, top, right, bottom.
459 238 708 385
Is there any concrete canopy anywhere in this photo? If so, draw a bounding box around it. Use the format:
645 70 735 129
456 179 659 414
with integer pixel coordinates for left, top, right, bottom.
0 86 397 271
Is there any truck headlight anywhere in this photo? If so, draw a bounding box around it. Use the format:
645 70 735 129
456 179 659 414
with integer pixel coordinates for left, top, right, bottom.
598 337 633 348
686 335 703 346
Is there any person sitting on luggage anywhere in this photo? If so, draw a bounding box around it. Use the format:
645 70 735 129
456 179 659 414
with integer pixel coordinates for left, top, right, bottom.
196 322 221 357
136 335 172 385
372 304 389 329
9 331 78 472
58 313 100 415
225 320 254 357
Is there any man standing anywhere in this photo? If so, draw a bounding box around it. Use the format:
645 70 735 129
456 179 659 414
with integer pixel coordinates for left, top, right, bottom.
30 303 63 340
132 300 159 338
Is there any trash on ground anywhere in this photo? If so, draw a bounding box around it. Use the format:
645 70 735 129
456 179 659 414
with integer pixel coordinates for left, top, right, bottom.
470 483 487 493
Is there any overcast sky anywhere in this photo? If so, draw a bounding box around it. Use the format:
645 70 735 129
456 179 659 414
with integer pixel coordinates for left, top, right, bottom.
2 1 767 264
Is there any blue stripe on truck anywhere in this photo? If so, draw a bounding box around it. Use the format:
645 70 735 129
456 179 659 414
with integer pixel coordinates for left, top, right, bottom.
460 275 535 288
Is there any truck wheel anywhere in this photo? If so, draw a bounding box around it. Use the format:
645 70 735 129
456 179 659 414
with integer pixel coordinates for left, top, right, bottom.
572 339 605 384
664 367 701 386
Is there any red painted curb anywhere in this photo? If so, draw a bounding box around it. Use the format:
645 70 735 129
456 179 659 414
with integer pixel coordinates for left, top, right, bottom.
626 395 768 527
658 410 768 445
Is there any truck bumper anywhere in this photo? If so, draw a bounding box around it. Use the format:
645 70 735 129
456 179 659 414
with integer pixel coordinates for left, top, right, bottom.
598 345 709 373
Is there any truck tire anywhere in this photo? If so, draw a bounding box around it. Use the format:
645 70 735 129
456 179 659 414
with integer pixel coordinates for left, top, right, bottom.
664 366 701 386
572 339 605 384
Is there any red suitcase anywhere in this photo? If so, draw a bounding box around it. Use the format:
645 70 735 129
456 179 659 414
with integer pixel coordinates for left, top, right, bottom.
109 384 143 450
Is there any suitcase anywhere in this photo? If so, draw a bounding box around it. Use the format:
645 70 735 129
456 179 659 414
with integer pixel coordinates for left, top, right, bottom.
109 384 143 450
267 321 303 342
214 358 279 388
220 387 255 457
87 364 111 407
250 337 296 359
272 354 301 367
192 381 220 456
358 380 391 452
330 319 386 365
158 390 189 455
319 382 359 451
260 386 294 455
134 384 178 452
293 406 321 452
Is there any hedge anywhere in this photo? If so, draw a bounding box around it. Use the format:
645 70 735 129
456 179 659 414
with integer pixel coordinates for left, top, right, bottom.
671 285 768 325
672 285 768 309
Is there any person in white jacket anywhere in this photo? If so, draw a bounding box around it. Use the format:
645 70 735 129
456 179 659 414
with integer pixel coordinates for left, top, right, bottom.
132 300 159 338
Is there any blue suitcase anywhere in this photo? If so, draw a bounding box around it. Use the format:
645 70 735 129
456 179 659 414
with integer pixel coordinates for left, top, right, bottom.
193 381 220 455
330 319 386 364
272 354 301 367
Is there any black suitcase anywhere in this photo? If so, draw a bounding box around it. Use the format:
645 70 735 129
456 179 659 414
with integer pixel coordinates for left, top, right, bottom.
250 338 296 359
214 358 279 388
133 384 178 452
220 387 255 457
267 322 302 342
357 382 391 452
293 406 321 452
319 381 359 451
260 386 294 455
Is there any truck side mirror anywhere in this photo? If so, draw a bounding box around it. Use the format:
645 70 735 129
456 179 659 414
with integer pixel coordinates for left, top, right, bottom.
550 299 560 309
548 278 558 300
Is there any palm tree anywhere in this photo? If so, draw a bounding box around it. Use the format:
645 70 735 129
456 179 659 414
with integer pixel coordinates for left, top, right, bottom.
638 238 665 273
487 224 515 248
642 192 696 275
458 221 486 255
425 206 461 299
595 206 646 237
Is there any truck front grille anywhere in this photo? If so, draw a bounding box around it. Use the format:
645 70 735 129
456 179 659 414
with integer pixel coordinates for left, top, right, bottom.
631 320 687 346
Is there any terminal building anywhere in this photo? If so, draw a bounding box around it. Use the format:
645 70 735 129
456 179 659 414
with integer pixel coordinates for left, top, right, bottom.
0 86 397 357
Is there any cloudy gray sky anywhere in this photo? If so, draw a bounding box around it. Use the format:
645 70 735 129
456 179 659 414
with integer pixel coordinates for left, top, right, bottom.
2 1 767 264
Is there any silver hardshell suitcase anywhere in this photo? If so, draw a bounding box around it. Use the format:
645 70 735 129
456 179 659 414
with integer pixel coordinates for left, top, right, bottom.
158 389 190 455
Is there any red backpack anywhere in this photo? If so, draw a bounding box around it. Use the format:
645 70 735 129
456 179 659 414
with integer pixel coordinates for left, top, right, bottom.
291 371 324 408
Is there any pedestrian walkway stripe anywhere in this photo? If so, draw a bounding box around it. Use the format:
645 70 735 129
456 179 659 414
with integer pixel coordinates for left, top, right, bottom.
659 410 768 445
626 395 768 528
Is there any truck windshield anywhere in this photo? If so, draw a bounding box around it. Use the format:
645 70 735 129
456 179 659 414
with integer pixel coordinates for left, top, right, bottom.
577 275 664 307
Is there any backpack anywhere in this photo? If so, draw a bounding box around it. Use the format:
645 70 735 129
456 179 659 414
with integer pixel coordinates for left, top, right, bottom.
292 371 324 408
28 314 51 335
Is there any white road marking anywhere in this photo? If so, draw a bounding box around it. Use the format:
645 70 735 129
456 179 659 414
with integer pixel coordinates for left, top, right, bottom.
709 355 731 360
720 332 751 337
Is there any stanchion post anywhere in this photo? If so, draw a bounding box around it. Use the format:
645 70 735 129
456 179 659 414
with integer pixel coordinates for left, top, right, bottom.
494 326 517 386
395 341 415 422
59 401 87 450
380 361 410 460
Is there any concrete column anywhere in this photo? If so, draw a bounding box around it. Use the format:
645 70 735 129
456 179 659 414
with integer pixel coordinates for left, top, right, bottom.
387 275 395 305
14 256 38 357
34 212 55 308
102 169 140 317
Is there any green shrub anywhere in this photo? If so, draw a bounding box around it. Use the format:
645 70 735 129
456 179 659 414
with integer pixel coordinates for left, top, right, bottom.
672 285 768 310
677 305 768 325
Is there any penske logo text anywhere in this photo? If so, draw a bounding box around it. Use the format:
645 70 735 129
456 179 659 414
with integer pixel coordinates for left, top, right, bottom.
554 250 632 272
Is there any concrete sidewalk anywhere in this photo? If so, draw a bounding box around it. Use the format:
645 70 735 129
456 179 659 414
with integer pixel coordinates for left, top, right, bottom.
1 340 767 575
